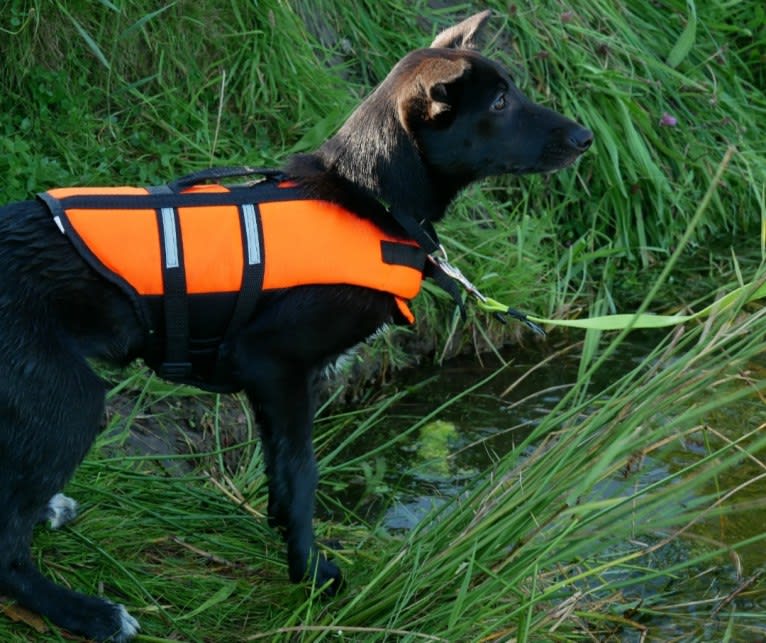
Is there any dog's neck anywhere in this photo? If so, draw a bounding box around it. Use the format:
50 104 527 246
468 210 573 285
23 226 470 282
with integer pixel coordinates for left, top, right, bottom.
284 88 466 232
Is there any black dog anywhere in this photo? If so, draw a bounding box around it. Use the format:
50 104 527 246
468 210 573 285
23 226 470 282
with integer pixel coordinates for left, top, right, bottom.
0 11 591 642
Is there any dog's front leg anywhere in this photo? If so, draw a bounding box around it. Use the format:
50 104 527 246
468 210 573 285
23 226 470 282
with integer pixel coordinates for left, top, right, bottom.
245 365 342 594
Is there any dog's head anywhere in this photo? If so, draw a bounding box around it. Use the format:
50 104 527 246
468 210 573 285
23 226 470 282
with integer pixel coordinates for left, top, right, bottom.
395 10 592 181
309 11 592 220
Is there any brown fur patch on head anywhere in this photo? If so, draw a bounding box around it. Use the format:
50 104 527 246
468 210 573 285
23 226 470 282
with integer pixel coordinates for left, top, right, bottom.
396 56 470 132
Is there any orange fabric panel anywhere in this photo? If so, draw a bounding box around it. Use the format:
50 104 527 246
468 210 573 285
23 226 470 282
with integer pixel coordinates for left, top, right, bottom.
180 184 230 195
177 184 244 294
178 183 244 295
395 297 415 324
66 207 164 295
47 186 149 198
259 199 422 299
178 204 244 293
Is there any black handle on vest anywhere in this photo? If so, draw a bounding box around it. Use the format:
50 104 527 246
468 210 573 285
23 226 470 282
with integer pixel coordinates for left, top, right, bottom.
169 166 285 191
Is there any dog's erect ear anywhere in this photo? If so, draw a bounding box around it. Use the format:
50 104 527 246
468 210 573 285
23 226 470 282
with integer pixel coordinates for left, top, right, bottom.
398 58 470 128
430 10 492 50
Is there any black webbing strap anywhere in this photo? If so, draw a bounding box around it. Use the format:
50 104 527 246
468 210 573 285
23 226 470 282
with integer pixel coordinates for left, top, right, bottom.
146 180 273 382
388 207 467 316
225 203 265 340
380 240 427 270
169 166 285 191
389 207 440 255
149 186 193 379
211 201 267 382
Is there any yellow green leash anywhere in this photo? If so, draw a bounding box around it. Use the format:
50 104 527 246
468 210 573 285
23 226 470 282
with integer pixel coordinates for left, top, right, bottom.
476 282 766 335
473 279 766 335
429 246 766 335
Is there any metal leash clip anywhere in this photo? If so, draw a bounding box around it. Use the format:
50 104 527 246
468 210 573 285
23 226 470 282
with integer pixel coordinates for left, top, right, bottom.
428 245 487 302
428 245 546 337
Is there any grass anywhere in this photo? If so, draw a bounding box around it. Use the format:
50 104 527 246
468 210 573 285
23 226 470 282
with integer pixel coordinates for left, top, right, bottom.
1 0 765 640
5 266 765 641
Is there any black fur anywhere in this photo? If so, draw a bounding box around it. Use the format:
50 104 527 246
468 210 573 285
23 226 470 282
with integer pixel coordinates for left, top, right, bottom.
0 11 591 641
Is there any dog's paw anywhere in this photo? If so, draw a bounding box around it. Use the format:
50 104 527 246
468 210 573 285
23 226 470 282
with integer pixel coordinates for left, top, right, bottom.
314 557 343 597
91 603 140 642
62 599 140 643
46 493 79 529
288 547 343 596
111 604 140 642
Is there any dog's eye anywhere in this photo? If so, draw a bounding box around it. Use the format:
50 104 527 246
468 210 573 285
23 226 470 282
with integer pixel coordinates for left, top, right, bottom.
492 94 507 111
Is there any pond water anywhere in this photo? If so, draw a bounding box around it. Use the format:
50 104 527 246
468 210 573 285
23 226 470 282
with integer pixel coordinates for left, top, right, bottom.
323 333 766 640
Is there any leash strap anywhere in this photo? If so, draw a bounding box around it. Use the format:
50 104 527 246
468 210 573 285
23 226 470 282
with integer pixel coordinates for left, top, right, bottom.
426 246 544 333
425 260 467 319
523 277 766 331
475 297 547 336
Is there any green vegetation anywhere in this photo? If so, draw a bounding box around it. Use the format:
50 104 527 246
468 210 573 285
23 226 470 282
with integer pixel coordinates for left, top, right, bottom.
0 0 765 640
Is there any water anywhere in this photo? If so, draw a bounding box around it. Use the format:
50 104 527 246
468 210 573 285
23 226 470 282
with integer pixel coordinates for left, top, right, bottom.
323 333 766 639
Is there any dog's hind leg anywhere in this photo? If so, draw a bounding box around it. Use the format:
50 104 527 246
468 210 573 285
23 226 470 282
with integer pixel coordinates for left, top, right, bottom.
0 336 139 641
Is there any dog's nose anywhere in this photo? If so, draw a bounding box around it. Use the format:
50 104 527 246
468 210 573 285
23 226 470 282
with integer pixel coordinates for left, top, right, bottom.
567 126 594 152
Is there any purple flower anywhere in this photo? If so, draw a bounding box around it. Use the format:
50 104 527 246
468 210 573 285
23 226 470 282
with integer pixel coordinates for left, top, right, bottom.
660 112 678 127
561 11 574 23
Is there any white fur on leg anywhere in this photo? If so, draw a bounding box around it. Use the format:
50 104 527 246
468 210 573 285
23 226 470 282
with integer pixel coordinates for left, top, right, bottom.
47 493 79 529
114 604 140 642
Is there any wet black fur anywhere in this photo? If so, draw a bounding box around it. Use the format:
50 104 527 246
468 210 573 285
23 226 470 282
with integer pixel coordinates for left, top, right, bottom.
0 12 591 642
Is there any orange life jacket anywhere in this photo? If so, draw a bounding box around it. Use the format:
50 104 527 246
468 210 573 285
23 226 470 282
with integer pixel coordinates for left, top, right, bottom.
38 175 427 391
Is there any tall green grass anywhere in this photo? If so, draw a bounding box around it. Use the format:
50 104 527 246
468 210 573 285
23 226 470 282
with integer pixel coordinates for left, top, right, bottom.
4 264 763 641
